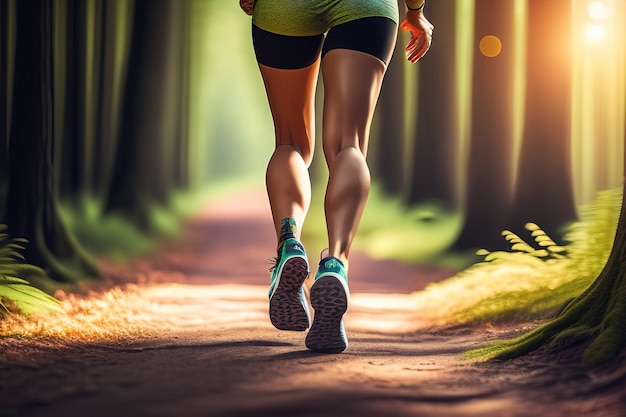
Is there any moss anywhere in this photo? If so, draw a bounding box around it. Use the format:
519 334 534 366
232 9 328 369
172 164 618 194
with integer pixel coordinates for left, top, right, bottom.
464 189 626 367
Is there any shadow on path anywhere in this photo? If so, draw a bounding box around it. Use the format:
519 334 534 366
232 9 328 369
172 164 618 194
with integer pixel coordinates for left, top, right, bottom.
1 188 624 417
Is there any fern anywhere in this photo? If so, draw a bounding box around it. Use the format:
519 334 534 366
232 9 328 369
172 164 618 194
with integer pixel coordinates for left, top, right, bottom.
0 224 63 317
411 188 620 327
477 223 568 263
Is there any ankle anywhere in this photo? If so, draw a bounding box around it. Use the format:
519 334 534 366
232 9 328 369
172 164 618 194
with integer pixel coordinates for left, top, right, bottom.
278 217 297 243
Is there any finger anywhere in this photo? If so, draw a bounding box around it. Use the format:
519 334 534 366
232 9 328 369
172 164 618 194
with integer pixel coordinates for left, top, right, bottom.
413 38 431 62
408 36 427 62
405 36 417 54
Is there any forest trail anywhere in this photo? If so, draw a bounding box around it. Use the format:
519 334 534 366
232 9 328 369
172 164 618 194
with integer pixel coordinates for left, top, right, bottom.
1 188 624 417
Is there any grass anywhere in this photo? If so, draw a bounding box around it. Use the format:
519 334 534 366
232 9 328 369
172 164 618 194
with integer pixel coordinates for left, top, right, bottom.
408 188 620 328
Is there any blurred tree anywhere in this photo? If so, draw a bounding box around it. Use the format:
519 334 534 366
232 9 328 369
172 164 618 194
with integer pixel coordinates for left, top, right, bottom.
510 0 577 241
0 0 10 221
171 0 192 189
52 0 170 210
55 0 135 205
55 0 94 201
3 0 97 282
105 0 187 230
453 0 516 250
406 0 460 209
91 0 135 201
372 3 406 196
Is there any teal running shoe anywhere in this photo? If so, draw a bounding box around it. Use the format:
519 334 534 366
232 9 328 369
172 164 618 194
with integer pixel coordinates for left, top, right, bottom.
305 256 349 353
268 238 310 331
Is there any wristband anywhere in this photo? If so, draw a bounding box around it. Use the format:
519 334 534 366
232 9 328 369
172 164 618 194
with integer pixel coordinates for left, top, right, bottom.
407 1 425 11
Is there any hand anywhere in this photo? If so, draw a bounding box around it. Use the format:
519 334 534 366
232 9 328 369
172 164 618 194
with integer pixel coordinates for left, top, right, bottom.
400 10 434 63
239 0 255 15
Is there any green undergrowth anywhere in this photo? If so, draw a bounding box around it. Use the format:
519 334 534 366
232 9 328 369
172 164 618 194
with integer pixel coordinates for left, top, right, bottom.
60 180 260 262
302 183 472 270
60 197 166 262
59 188 214 262
0 225 63 318
412 188 620 327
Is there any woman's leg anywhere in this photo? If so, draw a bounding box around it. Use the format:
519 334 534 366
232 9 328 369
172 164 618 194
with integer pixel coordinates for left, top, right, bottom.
320 49 389 270
258 60 320 240
305 20 394 352
254 30 323 332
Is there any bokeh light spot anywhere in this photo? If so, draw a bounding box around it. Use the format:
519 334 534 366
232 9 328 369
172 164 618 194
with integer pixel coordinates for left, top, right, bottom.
479 35 502 58
585 23 607 41
588 1 609 20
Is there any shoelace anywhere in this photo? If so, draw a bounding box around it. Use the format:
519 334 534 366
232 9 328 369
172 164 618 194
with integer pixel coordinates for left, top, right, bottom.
267 256 279 273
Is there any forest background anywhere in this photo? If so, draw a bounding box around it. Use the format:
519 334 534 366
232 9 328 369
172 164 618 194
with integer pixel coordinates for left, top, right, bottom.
1 0 625 367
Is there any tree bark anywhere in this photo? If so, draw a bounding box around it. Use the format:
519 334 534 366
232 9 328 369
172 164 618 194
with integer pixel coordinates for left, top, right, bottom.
105 0 181 229
0 0 13 220
90 0 135 201
56 0 88 201
4 0 98 283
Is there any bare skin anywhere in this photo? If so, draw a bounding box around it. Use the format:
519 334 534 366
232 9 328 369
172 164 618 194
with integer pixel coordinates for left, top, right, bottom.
260 60 319 241
259 48 388 271
321 50 388 269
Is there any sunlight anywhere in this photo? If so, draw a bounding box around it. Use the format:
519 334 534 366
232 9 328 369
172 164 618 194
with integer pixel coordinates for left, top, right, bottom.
584 0 611 43
0 283 272 342
572 0 625 207
587 0 610 19
348 293 423 332
584 24 606 42
0 283 423 343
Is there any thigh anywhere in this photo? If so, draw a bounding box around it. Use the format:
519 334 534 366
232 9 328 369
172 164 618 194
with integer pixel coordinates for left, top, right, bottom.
321 18 397 165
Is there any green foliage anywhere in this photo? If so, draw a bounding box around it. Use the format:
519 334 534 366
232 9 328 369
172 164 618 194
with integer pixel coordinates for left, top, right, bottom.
0 225 63 318
302 183 471 269
59 186 230 262
461 188 625 366
413 188 621 327
59 197 158 261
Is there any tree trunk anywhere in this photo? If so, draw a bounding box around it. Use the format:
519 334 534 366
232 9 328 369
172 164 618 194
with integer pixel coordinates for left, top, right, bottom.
510 0 578 242
171 0 191 190
371 10 406 197
56 0 86 201
4 0 98 283
0 0 13 220
105 0 181 229
406 0 459 209
453 0 516 250
90 0 135 202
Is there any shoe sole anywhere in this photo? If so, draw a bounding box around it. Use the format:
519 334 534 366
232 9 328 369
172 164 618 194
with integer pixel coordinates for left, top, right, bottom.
306 276 348 353
269 256 310 331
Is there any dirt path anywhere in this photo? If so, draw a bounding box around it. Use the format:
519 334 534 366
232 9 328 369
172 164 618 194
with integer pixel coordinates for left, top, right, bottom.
1 189 624 417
